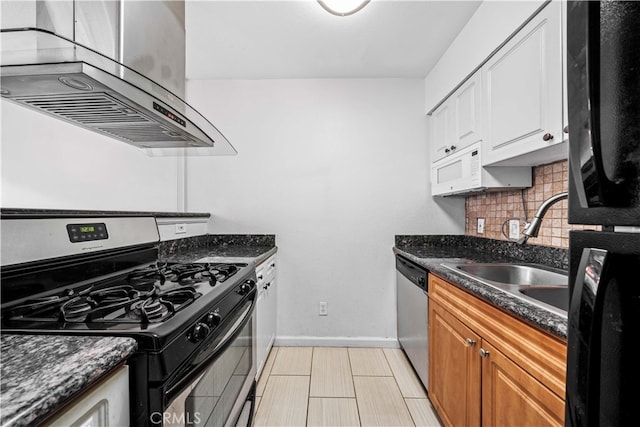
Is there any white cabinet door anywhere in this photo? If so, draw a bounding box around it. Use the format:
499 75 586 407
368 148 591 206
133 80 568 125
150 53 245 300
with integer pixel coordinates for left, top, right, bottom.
430 71 482 164
453 71 482 151
45 365 130 427
255 255 277 379
482 1 562 166
264 278 277 355
430 102 454 163
256 286 268 378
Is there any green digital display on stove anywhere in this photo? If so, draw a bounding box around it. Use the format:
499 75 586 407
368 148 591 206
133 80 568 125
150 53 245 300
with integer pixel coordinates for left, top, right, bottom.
66 223 108 243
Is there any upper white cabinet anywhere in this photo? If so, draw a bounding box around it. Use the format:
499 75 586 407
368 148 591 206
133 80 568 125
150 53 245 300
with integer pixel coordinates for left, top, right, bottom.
482 1 564 166
430 103 453 163
430 71 482 163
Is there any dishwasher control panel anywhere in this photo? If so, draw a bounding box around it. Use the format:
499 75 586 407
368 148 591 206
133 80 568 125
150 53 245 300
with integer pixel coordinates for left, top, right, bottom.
396 255 428 292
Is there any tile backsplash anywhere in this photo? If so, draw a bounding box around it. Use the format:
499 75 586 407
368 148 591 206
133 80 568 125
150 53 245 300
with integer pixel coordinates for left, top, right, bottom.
465 160 596 248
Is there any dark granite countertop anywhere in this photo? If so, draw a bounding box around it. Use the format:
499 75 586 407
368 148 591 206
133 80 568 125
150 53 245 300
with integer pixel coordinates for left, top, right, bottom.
0 208 210 219
158 234 277 267
0 335 137 427
395 235 568 340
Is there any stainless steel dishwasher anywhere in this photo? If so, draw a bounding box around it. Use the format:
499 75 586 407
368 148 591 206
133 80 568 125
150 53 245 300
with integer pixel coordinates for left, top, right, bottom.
396 255 429 390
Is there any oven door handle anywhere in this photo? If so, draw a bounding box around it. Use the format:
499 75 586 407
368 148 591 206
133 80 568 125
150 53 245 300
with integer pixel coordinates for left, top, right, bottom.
213 302 253 355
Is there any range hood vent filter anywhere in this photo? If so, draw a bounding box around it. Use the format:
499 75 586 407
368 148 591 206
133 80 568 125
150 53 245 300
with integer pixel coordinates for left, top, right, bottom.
98 126 192 145
15 93 194 145
20 94 152 125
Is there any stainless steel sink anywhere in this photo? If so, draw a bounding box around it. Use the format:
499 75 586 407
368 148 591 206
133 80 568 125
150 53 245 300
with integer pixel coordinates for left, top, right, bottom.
440 262 569 316
519 286 568 312
454 263 567 286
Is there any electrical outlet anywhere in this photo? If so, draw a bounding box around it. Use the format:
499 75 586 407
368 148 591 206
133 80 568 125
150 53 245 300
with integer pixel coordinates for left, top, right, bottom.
319 302 328 316
175 223 187 234
477 218 485 234
509 219 520 239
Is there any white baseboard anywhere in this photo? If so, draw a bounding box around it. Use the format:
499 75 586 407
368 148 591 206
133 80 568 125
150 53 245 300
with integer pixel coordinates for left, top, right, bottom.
274 336 400 348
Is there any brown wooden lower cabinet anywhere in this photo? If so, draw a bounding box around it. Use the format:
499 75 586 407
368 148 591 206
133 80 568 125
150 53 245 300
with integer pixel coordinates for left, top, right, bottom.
428 274 567 427
430 301 481 426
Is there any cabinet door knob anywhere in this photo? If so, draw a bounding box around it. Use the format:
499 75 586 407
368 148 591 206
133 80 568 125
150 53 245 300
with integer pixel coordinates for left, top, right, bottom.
479 348 490 358
466 338 476 347
444 148 451 153
542 133 554 141
563 125 569 134
450 145 457 150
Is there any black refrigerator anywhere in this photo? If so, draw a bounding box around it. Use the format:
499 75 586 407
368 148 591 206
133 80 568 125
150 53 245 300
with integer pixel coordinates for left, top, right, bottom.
565 1 640 426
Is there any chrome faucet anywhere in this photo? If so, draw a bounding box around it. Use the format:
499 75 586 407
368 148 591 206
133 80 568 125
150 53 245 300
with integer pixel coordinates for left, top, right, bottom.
517 192 568 245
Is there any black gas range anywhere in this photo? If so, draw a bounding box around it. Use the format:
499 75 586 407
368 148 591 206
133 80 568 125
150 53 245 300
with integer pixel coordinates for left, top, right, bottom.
0 214 258 426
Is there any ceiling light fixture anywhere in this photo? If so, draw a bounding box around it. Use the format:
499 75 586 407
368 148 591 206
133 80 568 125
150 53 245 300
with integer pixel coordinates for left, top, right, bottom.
317 0 371 17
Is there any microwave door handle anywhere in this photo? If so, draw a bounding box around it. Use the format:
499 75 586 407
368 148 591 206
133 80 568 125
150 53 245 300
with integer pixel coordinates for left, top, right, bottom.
586 0 610 186
575 2 640 206
568 1 616 207
591 1 640 186
567 247 610 427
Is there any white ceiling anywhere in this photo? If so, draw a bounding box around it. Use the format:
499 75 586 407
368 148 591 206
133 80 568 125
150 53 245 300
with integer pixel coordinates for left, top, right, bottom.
185 0 482 80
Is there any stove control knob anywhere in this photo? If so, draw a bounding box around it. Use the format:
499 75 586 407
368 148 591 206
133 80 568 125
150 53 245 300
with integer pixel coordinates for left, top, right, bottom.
238 280 255 295
190 322 210 342
206 311 221 327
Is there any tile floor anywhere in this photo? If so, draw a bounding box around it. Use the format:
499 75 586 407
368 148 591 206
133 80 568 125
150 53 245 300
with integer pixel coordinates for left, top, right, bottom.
254 346 442 427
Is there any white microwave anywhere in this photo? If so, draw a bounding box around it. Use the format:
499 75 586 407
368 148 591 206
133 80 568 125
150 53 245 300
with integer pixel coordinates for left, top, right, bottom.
431 142 531 196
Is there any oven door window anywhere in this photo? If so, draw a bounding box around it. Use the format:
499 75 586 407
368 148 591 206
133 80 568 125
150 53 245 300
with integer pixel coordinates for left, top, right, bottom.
164 306 254 427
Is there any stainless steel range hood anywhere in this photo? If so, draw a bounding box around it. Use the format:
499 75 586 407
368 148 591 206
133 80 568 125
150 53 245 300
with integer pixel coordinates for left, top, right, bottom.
0 1 237 156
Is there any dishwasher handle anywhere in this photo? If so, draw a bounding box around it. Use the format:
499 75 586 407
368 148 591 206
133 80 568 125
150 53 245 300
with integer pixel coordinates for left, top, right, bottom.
396 255 428 293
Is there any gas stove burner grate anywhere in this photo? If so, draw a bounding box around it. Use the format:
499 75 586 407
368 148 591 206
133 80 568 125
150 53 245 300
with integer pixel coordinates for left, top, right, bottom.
7 295 70 317
160 287 199 304
157 262 240 287
2 261 243 327
90 285 150 305
5 283 202 325
59 296 94 321
132 297 171 323
169 265 217 286
125 262 240 288
128 267 166 287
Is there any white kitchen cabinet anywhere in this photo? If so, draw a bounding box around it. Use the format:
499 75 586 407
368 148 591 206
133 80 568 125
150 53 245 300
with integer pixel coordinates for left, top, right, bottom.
44 365 130 427
430 70 482 163
430 102 454 163
255 254 277 379
482 1 565 166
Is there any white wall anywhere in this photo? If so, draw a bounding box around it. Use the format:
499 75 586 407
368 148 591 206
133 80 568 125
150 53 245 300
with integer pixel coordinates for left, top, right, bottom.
186 79 465 346
424 0 546 113
1 101 180 211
